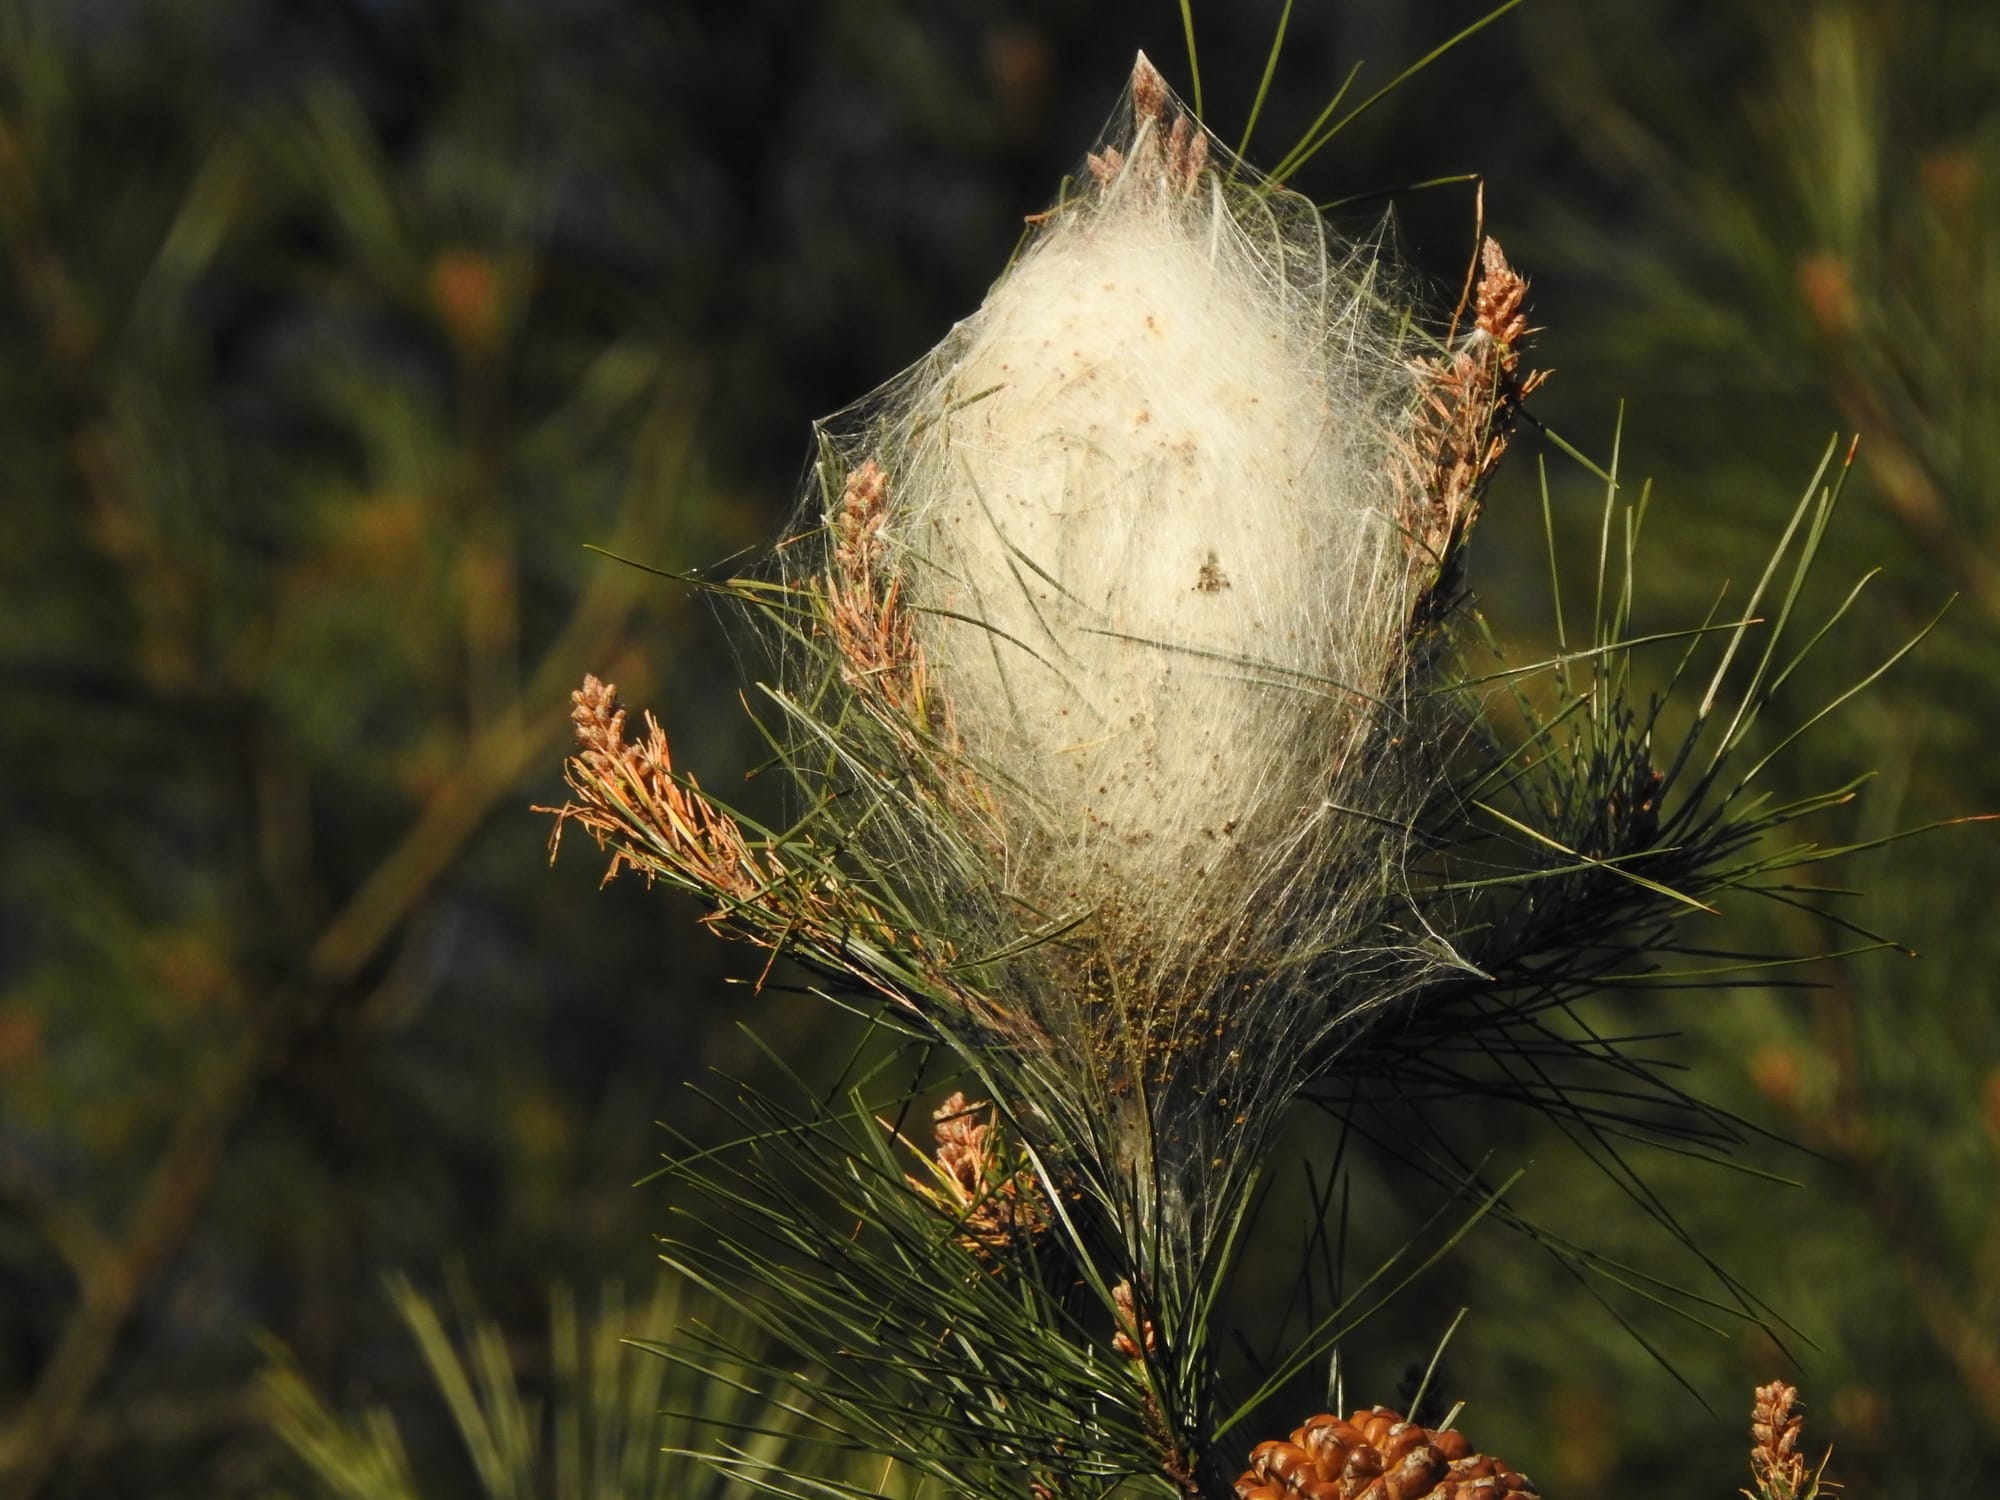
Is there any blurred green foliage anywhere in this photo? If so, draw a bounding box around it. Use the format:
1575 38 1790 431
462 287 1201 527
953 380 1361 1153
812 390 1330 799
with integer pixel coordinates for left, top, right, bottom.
1463 2 2000 1495
261 1274 839 1500
0 1 1994 1496
0 2 780 1491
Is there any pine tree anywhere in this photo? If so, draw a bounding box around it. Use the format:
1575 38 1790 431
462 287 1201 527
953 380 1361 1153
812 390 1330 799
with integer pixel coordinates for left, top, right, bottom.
545 32 1908 1498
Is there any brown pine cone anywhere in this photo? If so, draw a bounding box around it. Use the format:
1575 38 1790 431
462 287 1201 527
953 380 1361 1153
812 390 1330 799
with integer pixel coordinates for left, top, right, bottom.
1235 1405 1538 1500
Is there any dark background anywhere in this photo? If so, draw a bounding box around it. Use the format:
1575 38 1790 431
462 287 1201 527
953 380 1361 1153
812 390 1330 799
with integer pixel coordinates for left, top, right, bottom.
2 1 1995 1495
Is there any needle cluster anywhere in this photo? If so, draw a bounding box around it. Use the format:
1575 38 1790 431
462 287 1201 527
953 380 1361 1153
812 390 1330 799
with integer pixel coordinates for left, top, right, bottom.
545 49 1908 1500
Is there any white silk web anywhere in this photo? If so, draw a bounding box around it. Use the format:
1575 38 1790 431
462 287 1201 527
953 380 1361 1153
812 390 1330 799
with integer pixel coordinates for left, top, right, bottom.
791 54 1458 1254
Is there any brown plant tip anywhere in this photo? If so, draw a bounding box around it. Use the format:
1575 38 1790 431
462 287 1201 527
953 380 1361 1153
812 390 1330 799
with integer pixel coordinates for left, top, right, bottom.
1164 110 1209 191
1235 1406 1538 1500
1131 51 1169 128
1399 235 1546 638
1089 52 1206 196
825 459 928 723
1473 238 1532 368
1746 1380 1822 1500
548 676 987 1019
905 1092 1053 1265
835 457 889 561
567 671 625 770
552 674 770 909
822 460 1003 843
1111 1278 1156 1361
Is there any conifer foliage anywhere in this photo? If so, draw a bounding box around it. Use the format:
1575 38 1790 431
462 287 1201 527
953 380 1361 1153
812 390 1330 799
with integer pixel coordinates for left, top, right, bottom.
549 41 1903 1500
